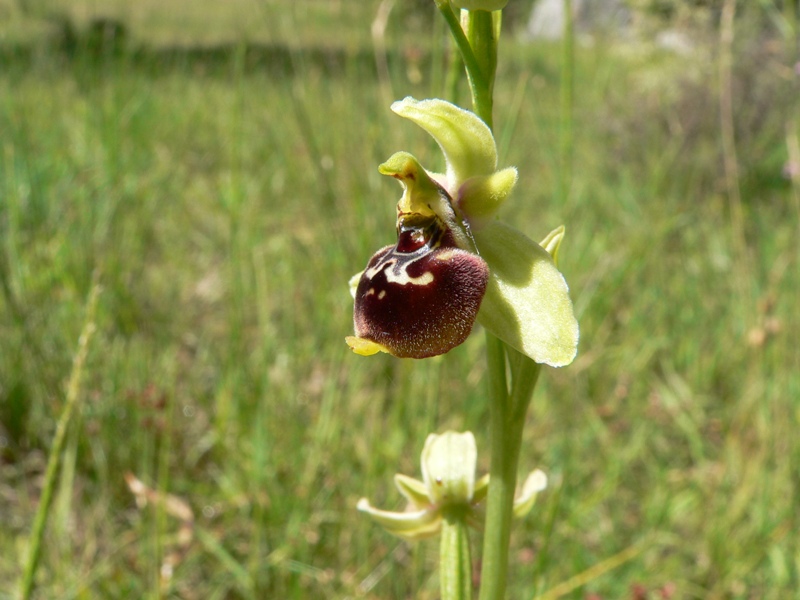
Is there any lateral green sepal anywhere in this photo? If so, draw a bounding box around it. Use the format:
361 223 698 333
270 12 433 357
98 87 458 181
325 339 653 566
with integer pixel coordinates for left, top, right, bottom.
475 222 579 367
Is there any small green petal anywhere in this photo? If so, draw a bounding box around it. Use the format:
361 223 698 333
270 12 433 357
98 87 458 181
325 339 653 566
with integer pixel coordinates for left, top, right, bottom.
513 469 548 519
421 432 477 506
394 474 432 509
475 222 579 367
457 167 518 227
391 97 497 188
538 225 565 267
356 498 442 541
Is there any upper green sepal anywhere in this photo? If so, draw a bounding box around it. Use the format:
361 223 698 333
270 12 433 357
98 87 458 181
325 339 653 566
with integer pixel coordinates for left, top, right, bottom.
475 222 579 367
389 98 517 227
391 97 497 188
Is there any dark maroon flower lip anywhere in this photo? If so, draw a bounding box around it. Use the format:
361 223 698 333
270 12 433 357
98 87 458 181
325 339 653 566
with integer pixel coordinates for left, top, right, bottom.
352 211 489 359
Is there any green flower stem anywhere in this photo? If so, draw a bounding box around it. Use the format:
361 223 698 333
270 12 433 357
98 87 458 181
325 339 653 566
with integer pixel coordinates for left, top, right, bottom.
440 507 473 600
484 332 508 410
433 1 493 128
433 3 542 598
428 331 502 600
479 340 541 600
441 5 541 597
19 284 100 600
464 9 496 128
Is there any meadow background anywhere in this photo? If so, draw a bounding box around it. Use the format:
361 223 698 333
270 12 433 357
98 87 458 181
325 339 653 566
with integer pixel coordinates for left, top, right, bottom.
1 0 798 598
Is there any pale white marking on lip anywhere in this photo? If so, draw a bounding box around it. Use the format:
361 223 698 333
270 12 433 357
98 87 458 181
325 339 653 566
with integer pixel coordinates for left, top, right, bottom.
365 255 435 286
386 268 433 286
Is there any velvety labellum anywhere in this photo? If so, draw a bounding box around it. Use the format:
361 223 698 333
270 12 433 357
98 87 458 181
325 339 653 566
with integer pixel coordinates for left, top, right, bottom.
353 214 489 359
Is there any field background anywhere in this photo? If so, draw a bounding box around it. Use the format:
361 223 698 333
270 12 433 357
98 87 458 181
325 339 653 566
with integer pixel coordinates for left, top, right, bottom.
1 0 799 598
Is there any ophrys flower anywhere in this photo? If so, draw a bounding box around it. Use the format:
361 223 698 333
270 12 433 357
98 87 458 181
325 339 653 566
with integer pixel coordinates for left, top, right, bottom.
357 431 547 540
347 98 578 366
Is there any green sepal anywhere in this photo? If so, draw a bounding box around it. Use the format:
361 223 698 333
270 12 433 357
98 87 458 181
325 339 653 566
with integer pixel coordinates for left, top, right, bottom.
391 97 497 187
475 222 579 367
356 498 442 541
512 470 547 519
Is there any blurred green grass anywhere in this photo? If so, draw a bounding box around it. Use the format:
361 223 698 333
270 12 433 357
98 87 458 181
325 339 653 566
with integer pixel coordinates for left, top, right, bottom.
1 1 799 598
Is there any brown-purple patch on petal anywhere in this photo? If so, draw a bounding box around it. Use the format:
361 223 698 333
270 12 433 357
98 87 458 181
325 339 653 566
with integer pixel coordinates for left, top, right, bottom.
352 213 489 359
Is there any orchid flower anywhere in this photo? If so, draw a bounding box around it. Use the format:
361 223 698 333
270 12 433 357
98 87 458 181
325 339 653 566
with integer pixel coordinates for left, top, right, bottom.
357 431 547 541
346 98 578 366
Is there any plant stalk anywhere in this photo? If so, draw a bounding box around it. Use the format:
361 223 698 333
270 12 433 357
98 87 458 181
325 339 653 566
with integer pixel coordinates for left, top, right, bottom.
440 507 473 600
464 9 496 128
479 342 540 600
435 4 543 598
434 1 494 128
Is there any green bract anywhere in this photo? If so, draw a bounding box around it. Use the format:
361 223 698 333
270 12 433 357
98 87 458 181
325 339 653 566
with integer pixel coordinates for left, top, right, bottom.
357 431 546 541
346 97 579 366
